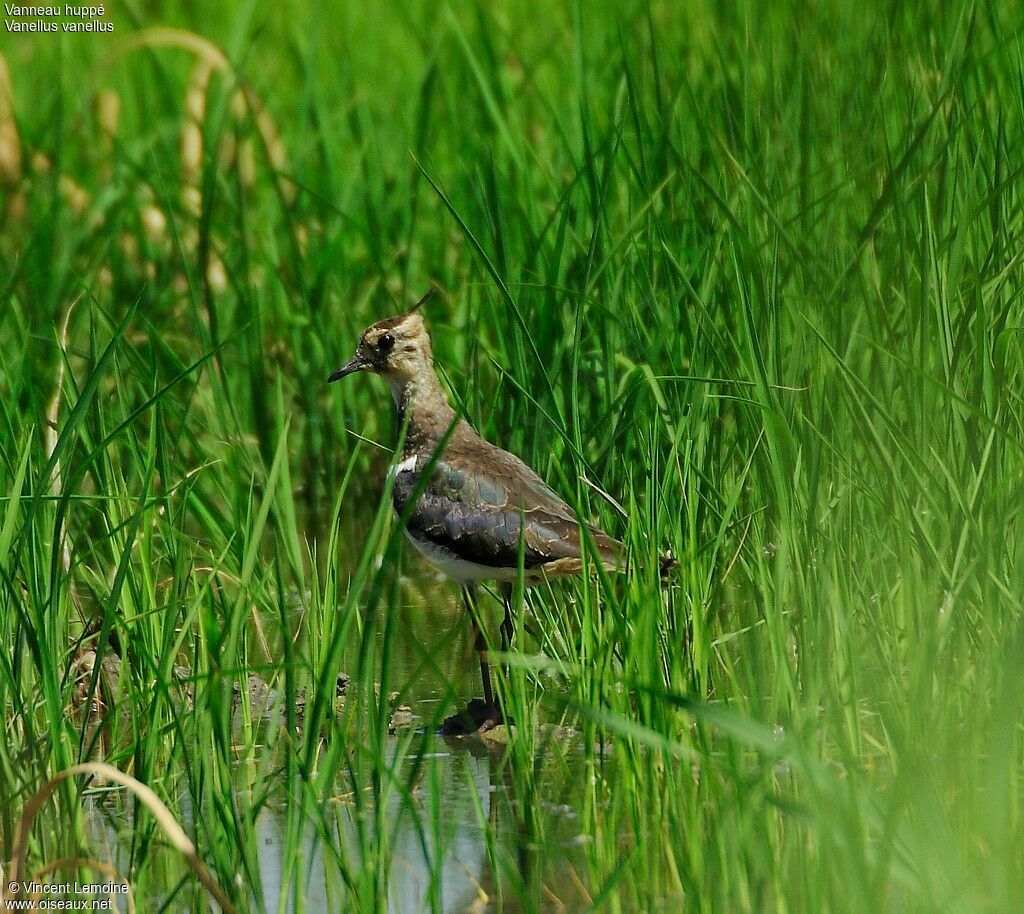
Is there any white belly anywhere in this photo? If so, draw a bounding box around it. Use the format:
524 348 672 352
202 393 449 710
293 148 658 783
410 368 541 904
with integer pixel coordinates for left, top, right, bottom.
402 527 520 584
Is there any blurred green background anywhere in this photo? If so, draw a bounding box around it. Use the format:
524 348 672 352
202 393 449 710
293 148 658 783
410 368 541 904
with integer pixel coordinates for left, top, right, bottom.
1 1 1022 912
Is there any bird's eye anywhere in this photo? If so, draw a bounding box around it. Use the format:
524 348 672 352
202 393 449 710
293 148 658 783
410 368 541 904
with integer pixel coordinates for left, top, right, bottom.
378 333 395 352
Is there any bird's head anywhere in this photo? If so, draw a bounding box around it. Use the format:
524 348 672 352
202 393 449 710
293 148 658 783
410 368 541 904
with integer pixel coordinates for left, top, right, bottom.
327 290 437 395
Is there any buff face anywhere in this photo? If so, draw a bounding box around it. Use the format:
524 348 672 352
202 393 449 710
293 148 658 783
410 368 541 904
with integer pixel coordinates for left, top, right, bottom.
327 310 432 386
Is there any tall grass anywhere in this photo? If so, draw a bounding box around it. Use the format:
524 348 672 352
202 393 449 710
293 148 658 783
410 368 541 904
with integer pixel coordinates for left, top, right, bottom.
1 0 1022 910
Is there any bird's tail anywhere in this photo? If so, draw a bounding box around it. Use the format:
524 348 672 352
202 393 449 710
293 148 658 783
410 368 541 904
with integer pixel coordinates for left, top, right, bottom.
659 553 679 578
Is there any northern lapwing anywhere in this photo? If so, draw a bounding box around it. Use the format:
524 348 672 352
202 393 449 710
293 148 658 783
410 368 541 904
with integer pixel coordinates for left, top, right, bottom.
329 292 667 732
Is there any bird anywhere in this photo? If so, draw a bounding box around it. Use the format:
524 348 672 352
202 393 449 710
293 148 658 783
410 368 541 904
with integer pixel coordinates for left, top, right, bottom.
328 291 667 732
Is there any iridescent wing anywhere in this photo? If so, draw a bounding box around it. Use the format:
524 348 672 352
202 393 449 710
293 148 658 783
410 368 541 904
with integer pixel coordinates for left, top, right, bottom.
392 455 621 572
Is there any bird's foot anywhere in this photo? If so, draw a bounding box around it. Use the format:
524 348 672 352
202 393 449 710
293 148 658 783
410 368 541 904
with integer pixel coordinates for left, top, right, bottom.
439 698 505 735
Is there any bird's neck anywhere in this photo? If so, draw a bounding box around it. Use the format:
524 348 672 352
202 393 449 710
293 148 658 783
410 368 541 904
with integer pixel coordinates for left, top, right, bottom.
387 364 458 453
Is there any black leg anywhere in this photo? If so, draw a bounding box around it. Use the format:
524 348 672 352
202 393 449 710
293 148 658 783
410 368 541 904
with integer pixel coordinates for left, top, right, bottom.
441 586 505 734
495 583 519 730
462 585 494 707
499 583 516 655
